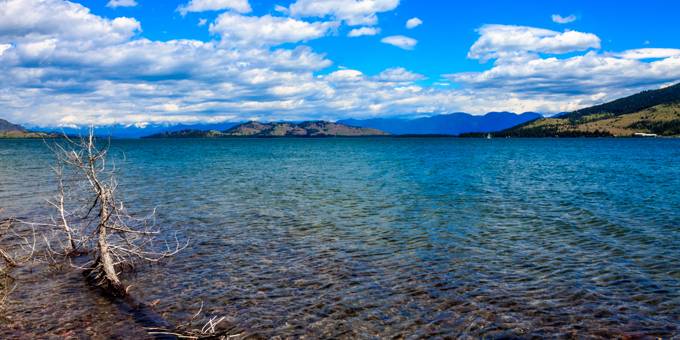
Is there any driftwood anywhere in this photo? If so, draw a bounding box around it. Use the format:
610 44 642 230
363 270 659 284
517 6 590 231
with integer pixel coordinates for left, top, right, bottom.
146 301 246 339
46 129 186 296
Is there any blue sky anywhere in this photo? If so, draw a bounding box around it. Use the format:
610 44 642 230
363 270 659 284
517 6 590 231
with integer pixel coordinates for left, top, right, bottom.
1 0 679 126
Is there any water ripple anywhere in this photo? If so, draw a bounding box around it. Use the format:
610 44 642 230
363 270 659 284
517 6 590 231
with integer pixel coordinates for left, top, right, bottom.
1 138 679 338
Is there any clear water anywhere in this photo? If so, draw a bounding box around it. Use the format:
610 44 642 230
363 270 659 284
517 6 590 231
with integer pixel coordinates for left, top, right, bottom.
1 138 679 338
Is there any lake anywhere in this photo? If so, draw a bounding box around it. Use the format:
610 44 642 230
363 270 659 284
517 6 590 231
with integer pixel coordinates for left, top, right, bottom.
1 138 679 338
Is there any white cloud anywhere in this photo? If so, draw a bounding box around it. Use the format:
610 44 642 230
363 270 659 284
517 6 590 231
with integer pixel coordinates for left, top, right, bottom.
375 67 425 82
347 26 380 37
0 44 12 56
551 14 576 24
1 1 679 127
0 0 345 126
0 0 142 50
437 24 680 114
288 0 400 26
197 18 207 26
381 35 417 50
15 38 57 59
325 69 364 82
106 0 138 8
468 24 600 61
615 48 680 60
177 0 251 16
209 13 338 46
449 52 680 94
274 5 289 14
446 25 680 106
406 17 422 29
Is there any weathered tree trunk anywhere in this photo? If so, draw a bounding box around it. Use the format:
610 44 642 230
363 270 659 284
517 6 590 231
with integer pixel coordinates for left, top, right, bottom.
93 219 125 295
89 165 125 295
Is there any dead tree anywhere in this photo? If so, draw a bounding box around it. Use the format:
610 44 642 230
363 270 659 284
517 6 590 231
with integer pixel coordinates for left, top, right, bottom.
48 130 185 296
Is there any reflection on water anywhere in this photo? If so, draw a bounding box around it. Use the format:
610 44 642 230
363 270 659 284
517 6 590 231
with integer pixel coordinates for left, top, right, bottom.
1 138 679 338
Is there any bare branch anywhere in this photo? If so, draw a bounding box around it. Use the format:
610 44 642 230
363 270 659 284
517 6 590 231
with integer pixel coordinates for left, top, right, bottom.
146 301 237 339
0 217 31 267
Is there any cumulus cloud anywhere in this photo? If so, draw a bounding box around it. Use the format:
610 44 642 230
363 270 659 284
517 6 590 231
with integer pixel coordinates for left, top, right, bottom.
325 69 364 82
1 0 679 127
444 25 680 109
177 0 251 16
381 35 417 50
468 25 600 61
288 0 400 26
106 0 138 8
449 52 680 95
0 0 141 46
274 5 289 14
209 13 338 46
0 44 12 56
375 67 425 82
551 14 576 24
406 17 422 29
0 0 346 126
615 48 680 60
347 26 380 37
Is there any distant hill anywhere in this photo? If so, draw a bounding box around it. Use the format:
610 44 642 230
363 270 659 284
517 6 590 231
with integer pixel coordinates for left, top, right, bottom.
145 129 228 138
339 112 542 136
144 121 389 138
497 83 680 137
567 83 680 120
0 118 57 138
1 119 26 133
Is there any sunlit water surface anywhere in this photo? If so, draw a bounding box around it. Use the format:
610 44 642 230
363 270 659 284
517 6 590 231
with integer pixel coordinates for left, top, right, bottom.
1 138 679 338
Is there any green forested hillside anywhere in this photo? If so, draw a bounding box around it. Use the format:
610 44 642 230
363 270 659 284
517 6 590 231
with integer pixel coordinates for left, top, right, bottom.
567 83 680 120
498 83 680 137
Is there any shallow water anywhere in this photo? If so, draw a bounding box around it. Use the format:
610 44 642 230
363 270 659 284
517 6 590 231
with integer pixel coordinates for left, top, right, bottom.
1 138 679 338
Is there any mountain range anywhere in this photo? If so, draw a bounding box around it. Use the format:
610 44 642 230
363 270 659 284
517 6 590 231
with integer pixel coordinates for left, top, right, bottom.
339 112 542 136
31 122 241 139
5 111 542 139
495 82 680 137
145 121 389 138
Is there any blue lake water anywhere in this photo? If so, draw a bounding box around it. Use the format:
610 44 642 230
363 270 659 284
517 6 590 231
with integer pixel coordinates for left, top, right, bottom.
1 138 679 338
